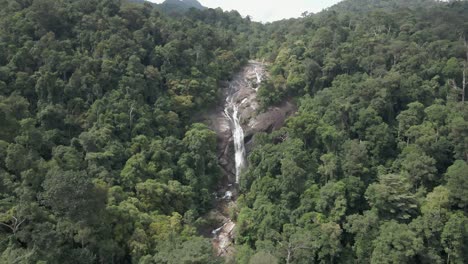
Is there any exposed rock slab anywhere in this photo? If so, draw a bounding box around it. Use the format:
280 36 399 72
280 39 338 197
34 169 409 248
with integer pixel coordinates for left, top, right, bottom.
201 60 295 258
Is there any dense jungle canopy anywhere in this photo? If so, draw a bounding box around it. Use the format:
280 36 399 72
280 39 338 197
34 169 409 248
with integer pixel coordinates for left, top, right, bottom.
0 0 467 263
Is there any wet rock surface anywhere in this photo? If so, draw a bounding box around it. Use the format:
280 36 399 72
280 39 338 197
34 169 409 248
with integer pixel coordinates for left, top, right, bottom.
202 61 295 257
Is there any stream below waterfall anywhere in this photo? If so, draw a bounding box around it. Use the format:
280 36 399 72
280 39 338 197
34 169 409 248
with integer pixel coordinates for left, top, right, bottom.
209 61 266 257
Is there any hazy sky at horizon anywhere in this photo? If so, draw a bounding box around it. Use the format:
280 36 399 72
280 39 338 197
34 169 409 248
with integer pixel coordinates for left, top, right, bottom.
149 0 343 22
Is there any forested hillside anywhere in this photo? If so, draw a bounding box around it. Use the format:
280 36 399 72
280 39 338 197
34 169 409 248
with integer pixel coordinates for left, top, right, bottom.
158 0 206 14
0 0 253 262
235 0 468 263
0 0 467 263
130 0 207 15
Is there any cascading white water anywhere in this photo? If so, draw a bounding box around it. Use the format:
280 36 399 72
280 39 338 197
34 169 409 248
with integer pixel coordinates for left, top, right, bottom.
223 63 264 184
223 88 246 184
254 68 262 91
211 61 266 256
255 69 262 85
231 103 246 183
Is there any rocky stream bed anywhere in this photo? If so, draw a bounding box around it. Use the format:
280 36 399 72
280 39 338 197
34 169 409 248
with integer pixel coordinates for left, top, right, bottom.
202 61 295 257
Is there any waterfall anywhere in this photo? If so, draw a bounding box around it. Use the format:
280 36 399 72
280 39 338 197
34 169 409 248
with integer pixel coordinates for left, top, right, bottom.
223 63 264 184
223 87 246 184
211 61 265 256
254 68 262 92
255 69 262 84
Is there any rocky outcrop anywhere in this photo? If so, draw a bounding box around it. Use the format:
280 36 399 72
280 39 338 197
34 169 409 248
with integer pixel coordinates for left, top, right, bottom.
205 108 235 180
244 101 296 152
205 61 295 179
202 61 295 257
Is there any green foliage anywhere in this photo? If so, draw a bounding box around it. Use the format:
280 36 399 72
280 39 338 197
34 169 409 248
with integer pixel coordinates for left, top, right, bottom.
371 221 423 264
153 236 220 264
441 212 468 264
1 0 468 262
365 174 418 221
236 0 468 263
445 160 468 209
0 0 252 262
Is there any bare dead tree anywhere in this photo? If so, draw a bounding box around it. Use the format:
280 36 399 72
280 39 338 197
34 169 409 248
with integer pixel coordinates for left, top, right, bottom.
463 37 467 103
283 241 313 264
0 216 25 234
449 36 467 102
277 235 314 264
129 104 135 129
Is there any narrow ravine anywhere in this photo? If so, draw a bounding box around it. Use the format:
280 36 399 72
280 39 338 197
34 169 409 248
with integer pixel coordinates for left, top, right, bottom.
207 61 266 257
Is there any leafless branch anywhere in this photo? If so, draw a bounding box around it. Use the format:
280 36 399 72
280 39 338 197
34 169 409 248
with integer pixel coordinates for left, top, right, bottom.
0 216 25 234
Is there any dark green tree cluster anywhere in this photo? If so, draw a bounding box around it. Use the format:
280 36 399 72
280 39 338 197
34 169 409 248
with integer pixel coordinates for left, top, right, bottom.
236 0 468 263
0 0 255 262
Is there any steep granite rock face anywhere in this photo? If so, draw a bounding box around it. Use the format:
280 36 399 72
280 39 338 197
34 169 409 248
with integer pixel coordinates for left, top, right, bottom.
206 61 295 180
244 101 296 152
202 61 296 256
206 61 297 181
204 105 235 181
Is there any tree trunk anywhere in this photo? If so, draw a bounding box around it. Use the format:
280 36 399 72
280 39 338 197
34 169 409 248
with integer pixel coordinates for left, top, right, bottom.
462 63 465 103
464 38 467 103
